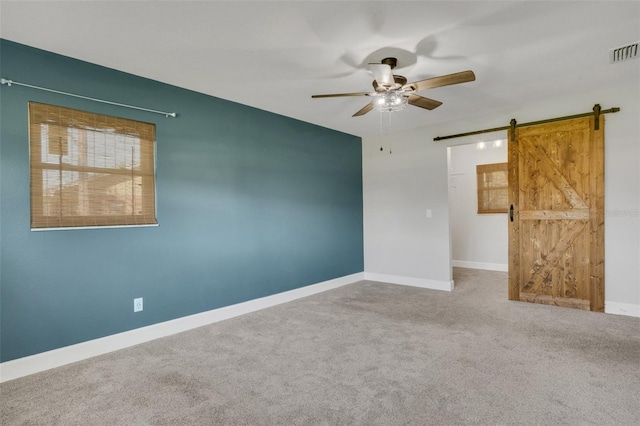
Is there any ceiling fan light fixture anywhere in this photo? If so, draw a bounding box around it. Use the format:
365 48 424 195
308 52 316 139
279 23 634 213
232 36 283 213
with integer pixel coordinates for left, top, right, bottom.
373 91 408 112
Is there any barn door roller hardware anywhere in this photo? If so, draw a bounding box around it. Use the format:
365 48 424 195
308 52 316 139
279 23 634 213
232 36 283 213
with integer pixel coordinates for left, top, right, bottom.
593 104 601 130
433 104 619 141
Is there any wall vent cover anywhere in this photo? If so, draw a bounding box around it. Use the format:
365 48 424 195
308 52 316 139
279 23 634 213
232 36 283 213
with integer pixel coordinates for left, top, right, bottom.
609 41 639 63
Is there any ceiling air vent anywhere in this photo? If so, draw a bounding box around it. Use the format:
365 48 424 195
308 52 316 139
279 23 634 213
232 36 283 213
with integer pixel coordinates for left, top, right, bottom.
609 41 639 63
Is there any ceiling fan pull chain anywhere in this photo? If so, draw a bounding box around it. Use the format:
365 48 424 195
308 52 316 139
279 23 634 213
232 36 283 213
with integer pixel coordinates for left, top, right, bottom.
379 110 384 151
389 112 392 154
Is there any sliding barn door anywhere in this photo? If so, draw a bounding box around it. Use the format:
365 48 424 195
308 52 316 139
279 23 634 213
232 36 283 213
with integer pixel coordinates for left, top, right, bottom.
508 116 604 311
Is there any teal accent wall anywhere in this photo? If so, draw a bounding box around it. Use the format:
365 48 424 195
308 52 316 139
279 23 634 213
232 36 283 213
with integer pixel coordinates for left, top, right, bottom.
0 40 363 362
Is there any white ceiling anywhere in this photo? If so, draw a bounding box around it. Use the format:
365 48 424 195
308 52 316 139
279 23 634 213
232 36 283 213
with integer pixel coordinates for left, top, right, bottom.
1 1 639 137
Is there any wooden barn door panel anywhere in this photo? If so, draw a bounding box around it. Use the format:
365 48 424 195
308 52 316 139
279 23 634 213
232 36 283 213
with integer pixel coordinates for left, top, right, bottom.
508 116 604 311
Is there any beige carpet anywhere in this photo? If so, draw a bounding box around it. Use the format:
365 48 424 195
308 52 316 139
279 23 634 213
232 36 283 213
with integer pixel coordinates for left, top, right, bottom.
2 268 639 425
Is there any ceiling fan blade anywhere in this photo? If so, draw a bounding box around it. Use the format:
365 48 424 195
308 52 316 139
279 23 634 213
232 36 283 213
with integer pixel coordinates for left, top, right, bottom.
408 94 443 110
368 63 394 89
311 91 373 98
353 102 374 117
404 70 476 93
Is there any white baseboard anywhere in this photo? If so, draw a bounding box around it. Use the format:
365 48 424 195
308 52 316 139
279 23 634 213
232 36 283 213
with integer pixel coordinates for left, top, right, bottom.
364 272 454 292
605 301 640 317
0 272 364 383
452 260 508 272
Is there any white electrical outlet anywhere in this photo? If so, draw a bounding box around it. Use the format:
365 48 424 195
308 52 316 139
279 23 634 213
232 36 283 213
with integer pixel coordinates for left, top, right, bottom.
426 209 432 218
134 297 143 312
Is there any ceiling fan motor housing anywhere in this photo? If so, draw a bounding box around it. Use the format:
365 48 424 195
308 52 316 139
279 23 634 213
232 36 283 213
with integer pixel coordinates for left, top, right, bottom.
373 75 407 92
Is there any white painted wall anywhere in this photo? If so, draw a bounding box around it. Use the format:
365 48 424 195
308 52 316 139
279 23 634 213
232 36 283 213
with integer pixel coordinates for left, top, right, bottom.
448 142 508 271
363 130 452 287
363 64 640 314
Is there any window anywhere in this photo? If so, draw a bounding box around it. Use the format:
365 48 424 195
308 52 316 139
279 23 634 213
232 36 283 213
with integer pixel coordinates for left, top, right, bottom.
476 162 508 214
29 102 157 229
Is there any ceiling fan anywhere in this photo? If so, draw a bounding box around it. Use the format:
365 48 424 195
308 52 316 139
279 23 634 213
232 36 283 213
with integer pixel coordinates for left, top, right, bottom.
312 57 475 117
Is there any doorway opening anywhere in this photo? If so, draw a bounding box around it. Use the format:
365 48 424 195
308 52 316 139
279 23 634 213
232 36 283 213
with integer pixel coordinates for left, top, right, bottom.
447 139 508 282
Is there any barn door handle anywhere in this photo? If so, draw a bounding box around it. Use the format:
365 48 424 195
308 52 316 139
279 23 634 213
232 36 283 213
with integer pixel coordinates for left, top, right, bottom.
510 204 514 222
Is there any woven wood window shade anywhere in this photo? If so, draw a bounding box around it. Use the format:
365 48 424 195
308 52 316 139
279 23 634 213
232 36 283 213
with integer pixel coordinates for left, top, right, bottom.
476 162 508 214
29 102 157 229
